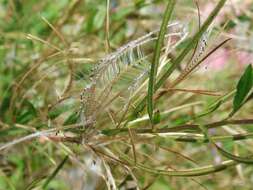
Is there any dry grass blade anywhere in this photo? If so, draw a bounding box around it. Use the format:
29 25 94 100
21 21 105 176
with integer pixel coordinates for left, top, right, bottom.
127 127 137 165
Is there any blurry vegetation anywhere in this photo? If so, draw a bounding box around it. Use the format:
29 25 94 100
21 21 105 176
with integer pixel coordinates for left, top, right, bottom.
0 0 253 189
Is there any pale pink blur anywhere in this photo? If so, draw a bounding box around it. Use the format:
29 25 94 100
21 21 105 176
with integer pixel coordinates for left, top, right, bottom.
204 48 229 70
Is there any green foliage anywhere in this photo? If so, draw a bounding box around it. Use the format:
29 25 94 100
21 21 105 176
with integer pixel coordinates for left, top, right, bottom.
231 64 253 116
0 0 253 189
134 0 228 117
147 0 175 124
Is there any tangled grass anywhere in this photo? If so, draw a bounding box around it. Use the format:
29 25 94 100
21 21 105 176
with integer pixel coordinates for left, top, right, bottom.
0 0 253 189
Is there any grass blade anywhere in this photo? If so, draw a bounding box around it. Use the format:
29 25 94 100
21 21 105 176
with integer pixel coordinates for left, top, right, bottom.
42 155 69 189
215 144 253 164
155 0 227 89
132 0 227 118
147 0 176 124
119 151 236 176
229 64 253 117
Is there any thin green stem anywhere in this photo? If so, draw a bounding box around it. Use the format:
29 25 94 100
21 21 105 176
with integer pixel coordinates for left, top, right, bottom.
148 0 176 124
132 0 227 118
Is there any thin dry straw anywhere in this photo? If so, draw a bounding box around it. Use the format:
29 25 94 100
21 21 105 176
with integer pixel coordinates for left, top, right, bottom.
0 130 53 151
102 158 117 190
0 124 84 151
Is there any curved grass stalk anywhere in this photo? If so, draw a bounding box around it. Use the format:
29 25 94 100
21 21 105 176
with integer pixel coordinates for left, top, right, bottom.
156 88 221 100
26 34 63 52
193 89 236 120
161 148 197 166
40 15 68 46
119 151 236 177
127 101 203 127
198 124 253 164
101 119 253 136
139 132 253 143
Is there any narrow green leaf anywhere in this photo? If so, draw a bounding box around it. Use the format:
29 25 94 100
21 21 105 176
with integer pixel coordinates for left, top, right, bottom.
231 64 253 115
132 0 227 119
195 100 222 119
42 155 69 189
155 0 227 90
25 175 47 190
215 144 253 164
101 128 122 136
16 100 37 124
63 111 79 125
147 0 176 123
